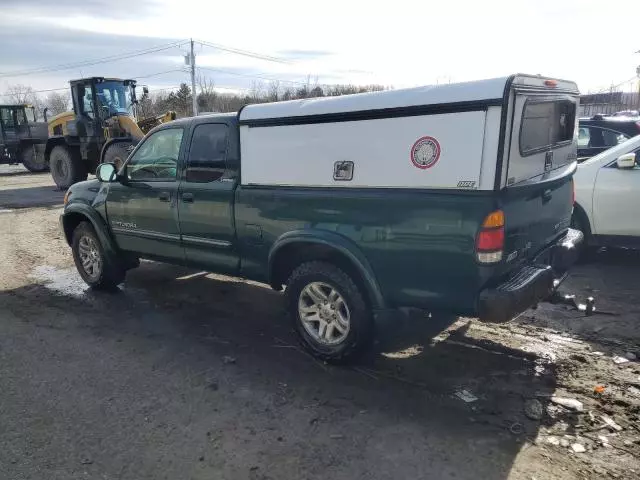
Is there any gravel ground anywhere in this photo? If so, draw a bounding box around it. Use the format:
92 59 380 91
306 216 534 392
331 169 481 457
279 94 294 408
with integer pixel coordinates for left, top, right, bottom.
1 168 638 480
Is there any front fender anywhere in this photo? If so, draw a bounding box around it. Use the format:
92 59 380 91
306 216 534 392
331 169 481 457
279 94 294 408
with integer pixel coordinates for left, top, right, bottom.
62 203 119 261
268 229 386 310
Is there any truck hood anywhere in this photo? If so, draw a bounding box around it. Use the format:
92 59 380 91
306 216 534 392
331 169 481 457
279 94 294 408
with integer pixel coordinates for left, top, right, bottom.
66 179 102 207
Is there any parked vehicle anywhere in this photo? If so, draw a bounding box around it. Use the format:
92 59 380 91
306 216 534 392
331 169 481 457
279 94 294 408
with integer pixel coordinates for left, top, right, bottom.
60 74 583 363
578 114 640 160
573 134 640 249
613 110 639 117
0 104 49 172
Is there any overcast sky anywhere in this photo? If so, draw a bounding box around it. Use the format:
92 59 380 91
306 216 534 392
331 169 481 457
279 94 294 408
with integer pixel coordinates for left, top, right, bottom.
1 0 639 98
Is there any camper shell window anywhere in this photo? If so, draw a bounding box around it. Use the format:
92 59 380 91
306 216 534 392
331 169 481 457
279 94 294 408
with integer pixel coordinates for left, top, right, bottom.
519 99 576 156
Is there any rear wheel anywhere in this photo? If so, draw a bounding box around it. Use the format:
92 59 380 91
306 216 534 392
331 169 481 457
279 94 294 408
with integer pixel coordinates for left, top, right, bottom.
103 142 131 171
71 221 124 290
50 145 87 189
21 145 49 172
571 209 591 260
285 261 373 364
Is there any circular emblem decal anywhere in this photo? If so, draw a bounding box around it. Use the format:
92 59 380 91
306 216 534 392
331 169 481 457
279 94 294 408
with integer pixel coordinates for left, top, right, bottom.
410 136 441 169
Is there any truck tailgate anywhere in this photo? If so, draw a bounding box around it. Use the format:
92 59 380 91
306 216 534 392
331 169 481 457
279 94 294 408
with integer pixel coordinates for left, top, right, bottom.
500 162 575 268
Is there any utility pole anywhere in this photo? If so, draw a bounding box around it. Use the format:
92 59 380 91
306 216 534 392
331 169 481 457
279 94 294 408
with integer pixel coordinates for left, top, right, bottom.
190 38 198 117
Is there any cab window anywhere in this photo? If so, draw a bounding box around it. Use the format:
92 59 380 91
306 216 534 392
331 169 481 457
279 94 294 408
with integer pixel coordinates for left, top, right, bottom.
82 86 95 119
0 108 14 127
126 128 184 182
15 108 27 125
185 123 229 183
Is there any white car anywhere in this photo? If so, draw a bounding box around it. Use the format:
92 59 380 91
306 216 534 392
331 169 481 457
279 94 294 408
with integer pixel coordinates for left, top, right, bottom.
573 134 640 248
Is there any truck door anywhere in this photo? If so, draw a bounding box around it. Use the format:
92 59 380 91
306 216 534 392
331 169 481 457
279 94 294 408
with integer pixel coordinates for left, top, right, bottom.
105 127 185 261
178 122 239 274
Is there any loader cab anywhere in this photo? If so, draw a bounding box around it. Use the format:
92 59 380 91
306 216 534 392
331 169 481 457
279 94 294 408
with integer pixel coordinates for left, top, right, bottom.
0 104 43 145
68 77 139 165
70 77 137 135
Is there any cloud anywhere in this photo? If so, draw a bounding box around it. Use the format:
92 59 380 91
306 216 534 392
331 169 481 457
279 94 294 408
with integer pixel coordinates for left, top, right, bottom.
1 0 160 19
2 0 640 94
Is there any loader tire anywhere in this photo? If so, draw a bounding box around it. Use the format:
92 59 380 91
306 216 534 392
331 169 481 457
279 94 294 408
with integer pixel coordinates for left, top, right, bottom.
50 145 87 189
21 145 49 172
103 142 131 172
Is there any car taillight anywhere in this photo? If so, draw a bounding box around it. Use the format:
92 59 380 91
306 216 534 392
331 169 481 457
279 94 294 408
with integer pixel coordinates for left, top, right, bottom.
636 121 640 132
476 210 505 264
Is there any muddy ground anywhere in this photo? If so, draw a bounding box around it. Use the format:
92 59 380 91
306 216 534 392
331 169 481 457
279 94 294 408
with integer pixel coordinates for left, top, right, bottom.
1 166 639 480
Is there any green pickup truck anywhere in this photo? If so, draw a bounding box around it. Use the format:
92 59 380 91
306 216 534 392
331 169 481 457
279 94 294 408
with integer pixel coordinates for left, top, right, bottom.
60 74 583 363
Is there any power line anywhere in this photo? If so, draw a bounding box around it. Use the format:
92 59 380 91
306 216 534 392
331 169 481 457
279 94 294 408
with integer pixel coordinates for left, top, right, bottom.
0 40 189 79
196 40 292 65
0 70 189 97
197 66 312 86
0 87 68 97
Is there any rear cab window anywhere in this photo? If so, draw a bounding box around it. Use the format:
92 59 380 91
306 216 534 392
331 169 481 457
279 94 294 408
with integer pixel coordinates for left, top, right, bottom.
186 123 229 183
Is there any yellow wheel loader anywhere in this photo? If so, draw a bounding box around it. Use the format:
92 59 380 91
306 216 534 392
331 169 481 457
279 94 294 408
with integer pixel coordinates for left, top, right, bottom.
46 77 174 189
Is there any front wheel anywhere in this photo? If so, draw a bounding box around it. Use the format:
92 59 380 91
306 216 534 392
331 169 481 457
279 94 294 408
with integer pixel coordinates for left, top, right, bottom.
71 222 124 290
50 145 87 189
285 261 373 364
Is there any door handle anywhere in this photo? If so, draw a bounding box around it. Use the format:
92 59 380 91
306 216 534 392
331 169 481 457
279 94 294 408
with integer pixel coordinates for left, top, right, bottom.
542 189 552 202
182 192 194 203
158 192 171 202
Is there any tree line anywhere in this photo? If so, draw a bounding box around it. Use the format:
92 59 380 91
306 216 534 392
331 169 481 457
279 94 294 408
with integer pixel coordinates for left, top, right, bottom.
138 77 388 119
1 77 388 121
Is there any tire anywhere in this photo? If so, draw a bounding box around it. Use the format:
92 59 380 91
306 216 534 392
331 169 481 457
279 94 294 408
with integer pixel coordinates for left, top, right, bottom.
103 142 131 171
50 145 87 189
20 145 49 172
71 221 124 290
571 209 591 261
285 261 373 364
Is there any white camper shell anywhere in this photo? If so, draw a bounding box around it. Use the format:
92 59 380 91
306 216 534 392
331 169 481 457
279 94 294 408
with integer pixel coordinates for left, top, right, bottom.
239 74 579 191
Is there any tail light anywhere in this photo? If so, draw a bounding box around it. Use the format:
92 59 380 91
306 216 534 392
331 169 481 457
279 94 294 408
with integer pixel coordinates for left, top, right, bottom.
476 210 505 264
636 121 640 133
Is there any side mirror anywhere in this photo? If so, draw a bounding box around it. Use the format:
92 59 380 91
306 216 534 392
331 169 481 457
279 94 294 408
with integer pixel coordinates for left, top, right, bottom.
616 153 636 169
96 163 117 182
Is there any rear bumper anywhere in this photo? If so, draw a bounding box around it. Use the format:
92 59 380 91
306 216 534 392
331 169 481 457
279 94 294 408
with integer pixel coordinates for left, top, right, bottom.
478 228 583 323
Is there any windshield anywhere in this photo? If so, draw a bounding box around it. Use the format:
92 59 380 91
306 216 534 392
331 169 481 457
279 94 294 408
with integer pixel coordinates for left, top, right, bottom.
581 132 640 166
95 81 133 116
25 107 36 123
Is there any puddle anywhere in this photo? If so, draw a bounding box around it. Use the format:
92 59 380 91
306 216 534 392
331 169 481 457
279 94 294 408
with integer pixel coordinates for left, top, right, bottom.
30 265 92 298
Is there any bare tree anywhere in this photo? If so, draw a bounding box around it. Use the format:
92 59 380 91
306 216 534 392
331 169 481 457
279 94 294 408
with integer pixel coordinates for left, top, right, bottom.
44 91 71 116
4 84 37 104
267 81 281 102
197 74 217 112
4 84 46 117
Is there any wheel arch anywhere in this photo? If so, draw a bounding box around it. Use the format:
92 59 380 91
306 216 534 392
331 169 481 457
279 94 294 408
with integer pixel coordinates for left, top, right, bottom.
61 205 119 260
268 230 386 310
44 136 70 160
572 202 592 238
